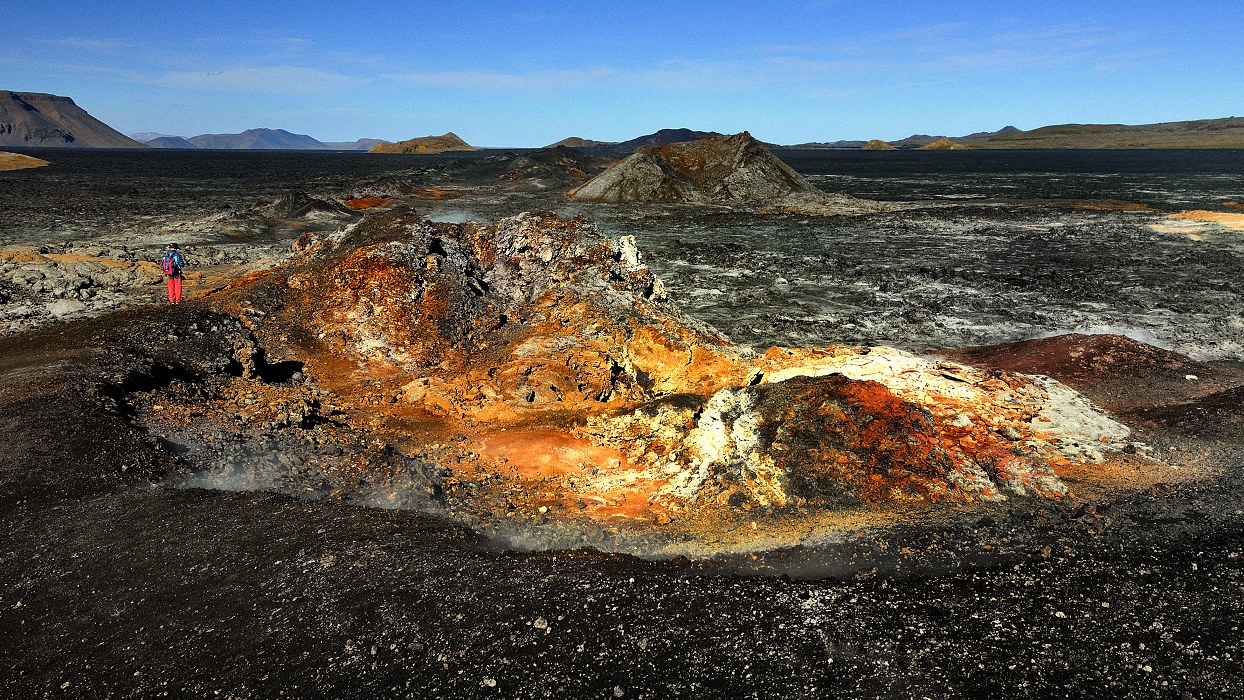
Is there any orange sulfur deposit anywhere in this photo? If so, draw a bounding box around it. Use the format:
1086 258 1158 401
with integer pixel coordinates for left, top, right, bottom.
199 211 1154 537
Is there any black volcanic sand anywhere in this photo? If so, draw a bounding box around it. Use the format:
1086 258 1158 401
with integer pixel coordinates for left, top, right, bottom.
3 149 1244 698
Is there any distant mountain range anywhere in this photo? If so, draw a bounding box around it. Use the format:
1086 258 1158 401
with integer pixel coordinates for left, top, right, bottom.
579 121 1244 151
1 91 145 148
980 118 1244 149
7 91 1244 152
780 127 1022 150
547 128 723 156
128 128 386 151
779 121 1244 150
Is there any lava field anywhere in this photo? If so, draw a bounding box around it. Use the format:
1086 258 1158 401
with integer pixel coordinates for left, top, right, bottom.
2 147 1243 699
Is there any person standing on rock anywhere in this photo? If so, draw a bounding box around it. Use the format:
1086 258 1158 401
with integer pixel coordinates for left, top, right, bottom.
161 243 187 304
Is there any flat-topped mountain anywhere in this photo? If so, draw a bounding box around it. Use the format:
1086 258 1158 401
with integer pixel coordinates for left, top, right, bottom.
820 120 1244 150
186 128 325 150
568 131 885 214
369 132 475 154
560 129 723 156
609 128 719 152
985 117 1244 149
136 131 384 150
0 91 145 148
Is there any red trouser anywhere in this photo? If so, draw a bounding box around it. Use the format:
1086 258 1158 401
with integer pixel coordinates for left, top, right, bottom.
166 276 183 303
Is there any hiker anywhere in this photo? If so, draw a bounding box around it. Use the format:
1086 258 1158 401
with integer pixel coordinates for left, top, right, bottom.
161 243 187 303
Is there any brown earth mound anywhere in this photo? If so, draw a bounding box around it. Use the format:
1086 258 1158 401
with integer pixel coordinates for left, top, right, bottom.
938 333 1244 417
567 132 886 214
917 137 971 151
0 151 50 171
861 139 897 151
369 132 475 154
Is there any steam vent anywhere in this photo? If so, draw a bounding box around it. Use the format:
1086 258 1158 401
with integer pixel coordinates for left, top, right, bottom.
152 210 1151 552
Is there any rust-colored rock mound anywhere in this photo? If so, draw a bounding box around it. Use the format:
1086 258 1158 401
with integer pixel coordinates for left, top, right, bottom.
940 333 1244 438
861 139 897 151
917 137 971 150
200 212 1146 534
942 333 1199 388
567 132 886 214
369 132 476 154
0 151 50 171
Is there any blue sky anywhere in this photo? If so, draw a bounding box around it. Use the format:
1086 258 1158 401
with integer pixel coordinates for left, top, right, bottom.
7 0 1242 146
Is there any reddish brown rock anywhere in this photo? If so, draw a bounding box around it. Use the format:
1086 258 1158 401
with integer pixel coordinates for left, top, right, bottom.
189 211 1154 531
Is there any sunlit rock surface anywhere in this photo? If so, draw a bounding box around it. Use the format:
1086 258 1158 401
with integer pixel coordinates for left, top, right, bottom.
190 210 1144 537
0 151 50 171
369 132 476 154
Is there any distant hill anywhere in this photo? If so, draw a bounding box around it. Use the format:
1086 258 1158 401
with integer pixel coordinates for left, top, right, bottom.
861 139 897 151
546 137 615 149
134 131 384 151
369 132 475 154
779 139 867 149
983 118 1244 149
322 138 386 151
568 131 885 214
870 120 1244 150
129 131 176 142
0 91 146 148
144 135 197 149
603 128 720 155
959 126 1020 142
446 146 615 187
187 128 327 150
888 133 940 149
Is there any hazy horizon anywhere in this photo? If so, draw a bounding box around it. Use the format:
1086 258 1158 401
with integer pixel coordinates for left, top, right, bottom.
6 0 1242 147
